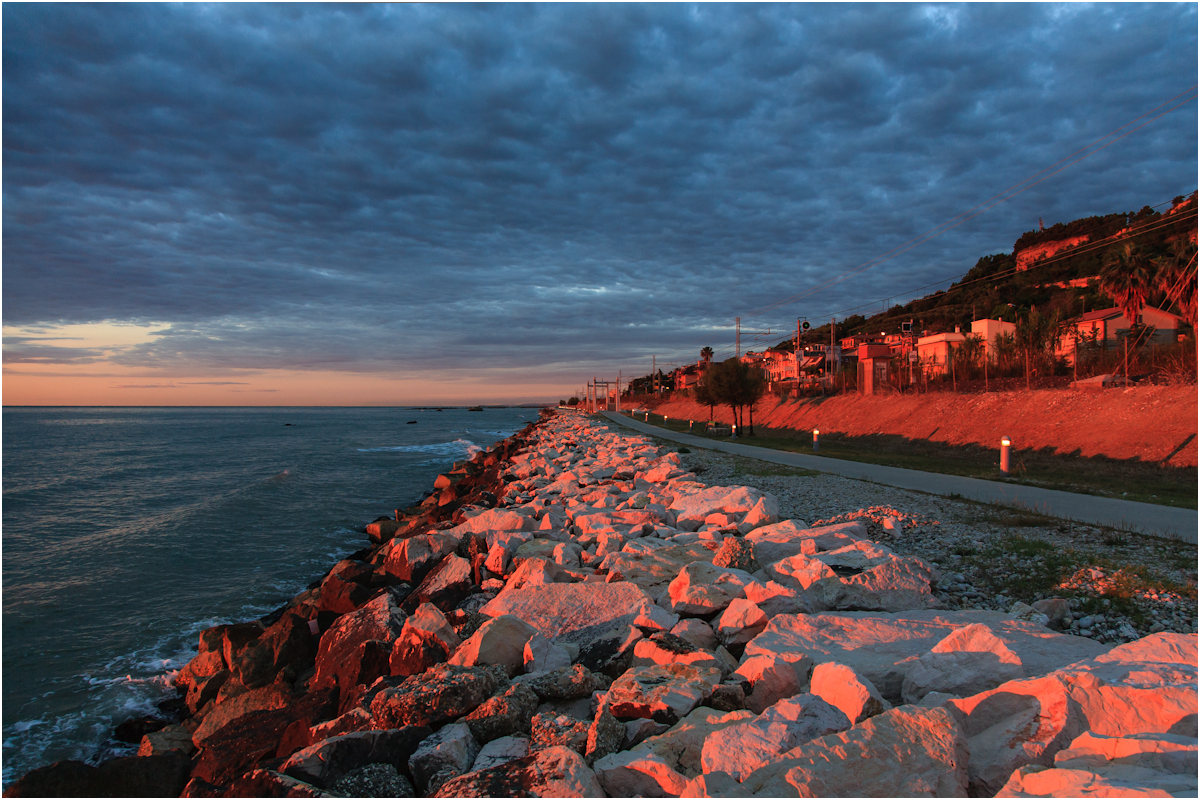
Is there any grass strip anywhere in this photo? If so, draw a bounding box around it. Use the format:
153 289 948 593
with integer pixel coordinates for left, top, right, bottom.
625 411 1197 509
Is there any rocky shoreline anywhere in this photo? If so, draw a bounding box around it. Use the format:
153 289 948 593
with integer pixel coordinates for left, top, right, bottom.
7 409 1196 797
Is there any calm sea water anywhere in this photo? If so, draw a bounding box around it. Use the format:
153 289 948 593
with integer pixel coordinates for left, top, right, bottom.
1 406 539 783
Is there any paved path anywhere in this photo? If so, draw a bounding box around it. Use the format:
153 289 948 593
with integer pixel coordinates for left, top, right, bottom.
601 411 1198 544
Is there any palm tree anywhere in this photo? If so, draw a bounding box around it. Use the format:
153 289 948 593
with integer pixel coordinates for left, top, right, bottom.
1156 238 1197 328
1100 243 1154 326
700 346 714 365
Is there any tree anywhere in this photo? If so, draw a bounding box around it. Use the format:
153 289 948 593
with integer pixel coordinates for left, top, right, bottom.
1014 307 1060 390
700 346 714 365
952 334 984 386
1155 238 1197 328
693 373 719 422
705 358 766 435
1100 243 1153 325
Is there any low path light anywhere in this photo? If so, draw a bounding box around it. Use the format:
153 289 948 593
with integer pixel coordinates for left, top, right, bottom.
1000 436 1011 474
812 428 820 451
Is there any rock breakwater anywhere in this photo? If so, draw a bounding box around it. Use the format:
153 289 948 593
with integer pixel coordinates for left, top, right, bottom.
8 410 1196 797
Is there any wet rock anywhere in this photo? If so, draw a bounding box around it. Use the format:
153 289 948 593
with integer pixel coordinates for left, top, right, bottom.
191 683 294 748
234 610 316 689
226 769 329 797
191 689 337 786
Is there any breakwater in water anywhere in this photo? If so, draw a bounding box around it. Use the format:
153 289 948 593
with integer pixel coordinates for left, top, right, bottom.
9 409 1196 797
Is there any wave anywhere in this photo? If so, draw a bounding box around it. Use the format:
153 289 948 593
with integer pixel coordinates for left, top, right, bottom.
356 438 480 458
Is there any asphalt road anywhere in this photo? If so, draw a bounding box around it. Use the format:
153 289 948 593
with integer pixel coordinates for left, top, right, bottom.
601 411 1198 544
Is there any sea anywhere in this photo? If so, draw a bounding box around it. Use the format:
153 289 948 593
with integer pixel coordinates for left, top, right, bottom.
1 405 540 784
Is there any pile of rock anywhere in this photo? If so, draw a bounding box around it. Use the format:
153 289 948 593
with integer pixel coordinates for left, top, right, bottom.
9 410 1195 798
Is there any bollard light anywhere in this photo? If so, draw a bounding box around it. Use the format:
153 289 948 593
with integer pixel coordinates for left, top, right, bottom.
645 412 650 421
1000 436 1011 474
813 428 820 451
731 424 737 438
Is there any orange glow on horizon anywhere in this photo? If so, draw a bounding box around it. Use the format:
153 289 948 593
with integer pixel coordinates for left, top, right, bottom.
3 366 566 407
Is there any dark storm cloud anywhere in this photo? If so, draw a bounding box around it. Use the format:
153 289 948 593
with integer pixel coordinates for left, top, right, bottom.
4 3 1196 379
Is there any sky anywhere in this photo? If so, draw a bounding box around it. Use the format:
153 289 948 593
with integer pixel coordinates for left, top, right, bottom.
3 3 1196 406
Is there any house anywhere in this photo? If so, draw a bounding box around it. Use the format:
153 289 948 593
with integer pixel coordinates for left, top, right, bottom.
840 334 882 351
675 363 705 391
916 331 966 377
971 318 1016 359
856 343 893 395
1067 306 1183 345
1058 305 1185 363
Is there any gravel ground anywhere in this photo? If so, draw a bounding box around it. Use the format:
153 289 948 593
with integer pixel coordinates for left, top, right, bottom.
668 442 1198 645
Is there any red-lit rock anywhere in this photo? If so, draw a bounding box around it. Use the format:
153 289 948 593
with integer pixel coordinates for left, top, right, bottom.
460 683 539 744
379 532 458 583
699 693 849 780
603 663 723 724
312 591 406 705
432 745 603 798
808 661 890 725
369 663 506 729
389 601 461 676
739 705 970 797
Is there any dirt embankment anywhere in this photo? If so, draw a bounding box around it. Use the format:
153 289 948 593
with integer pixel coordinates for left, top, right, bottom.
646 384 1198 467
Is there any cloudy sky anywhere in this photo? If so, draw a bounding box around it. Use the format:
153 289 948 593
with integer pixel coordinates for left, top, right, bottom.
3 3 1196 405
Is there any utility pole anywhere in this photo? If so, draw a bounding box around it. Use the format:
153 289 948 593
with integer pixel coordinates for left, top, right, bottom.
652 356 657 395
736 316 773 360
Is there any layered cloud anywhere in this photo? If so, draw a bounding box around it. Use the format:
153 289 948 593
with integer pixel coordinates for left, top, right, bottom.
3 3 1196 397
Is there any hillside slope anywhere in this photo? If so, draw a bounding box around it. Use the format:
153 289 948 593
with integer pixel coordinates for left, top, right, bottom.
646 384 1198 467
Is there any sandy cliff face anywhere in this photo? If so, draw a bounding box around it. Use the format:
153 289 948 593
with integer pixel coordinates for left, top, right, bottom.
646 384 1198 467
1014 235 1090 271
